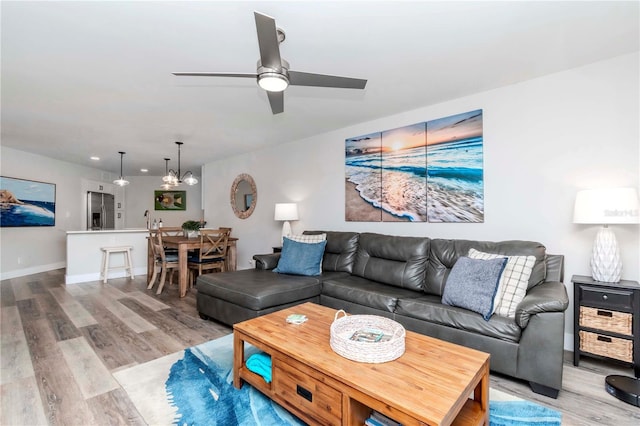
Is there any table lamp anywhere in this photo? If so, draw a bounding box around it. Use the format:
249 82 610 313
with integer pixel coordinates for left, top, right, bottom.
573 188 639 282
274 203 299 244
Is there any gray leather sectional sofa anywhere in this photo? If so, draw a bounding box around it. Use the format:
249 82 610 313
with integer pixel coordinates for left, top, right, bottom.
196 231 569 398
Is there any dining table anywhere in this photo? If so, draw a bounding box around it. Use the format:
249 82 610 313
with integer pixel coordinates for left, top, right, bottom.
147 234 238 298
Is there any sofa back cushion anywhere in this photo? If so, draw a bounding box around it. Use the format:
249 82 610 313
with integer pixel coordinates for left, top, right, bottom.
352 233 430 291
426 239 546 296
304 231 360 273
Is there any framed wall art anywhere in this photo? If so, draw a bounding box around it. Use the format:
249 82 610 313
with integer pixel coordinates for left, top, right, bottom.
0 176 56 227
154 190 186 211
345 109 484 223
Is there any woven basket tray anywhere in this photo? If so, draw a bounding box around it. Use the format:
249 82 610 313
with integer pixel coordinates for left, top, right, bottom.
330 310 406 363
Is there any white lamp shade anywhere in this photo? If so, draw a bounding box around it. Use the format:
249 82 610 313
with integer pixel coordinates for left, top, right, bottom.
573 188 639 224
274 203 299 221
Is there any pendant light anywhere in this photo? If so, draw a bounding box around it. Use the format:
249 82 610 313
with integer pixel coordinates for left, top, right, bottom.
162 142 198 186
113 151 130 187
161 158 175 189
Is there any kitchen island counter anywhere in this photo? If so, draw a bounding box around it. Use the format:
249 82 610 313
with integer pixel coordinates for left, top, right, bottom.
66 229 148 284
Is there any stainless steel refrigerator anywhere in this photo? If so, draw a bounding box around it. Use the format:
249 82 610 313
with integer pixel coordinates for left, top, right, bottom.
87 191 115 230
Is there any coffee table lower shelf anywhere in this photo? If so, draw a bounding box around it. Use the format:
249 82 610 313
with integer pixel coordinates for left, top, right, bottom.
236 360 484 426
233 303 489 426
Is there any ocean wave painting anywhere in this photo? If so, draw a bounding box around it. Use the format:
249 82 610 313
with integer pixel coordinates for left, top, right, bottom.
0 177 56 227
345 110 484 223
426 110 484 222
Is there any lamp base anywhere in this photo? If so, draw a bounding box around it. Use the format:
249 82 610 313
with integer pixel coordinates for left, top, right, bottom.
281 221 292 245
591 226 622 283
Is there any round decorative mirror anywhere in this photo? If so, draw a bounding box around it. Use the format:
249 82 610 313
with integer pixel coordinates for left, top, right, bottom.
230 173 257 219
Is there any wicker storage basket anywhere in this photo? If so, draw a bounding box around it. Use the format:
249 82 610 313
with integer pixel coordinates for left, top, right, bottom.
579 307 632 336
330 310 405 363
579 331 633 363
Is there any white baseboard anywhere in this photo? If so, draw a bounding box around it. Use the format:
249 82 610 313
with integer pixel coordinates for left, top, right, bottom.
65 266 147 284
0 262 66 281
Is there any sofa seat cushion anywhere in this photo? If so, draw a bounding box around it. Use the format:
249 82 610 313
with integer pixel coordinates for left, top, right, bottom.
395 296 522 343
196 269 322 311
322 276 423 313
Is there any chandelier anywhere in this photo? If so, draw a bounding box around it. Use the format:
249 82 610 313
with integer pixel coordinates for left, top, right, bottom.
162 142 198 187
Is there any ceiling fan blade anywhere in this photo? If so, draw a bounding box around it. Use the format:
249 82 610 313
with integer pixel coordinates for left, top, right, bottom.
254 12 282 70
288 71 367 89
267 91 284 114
172 72 258 78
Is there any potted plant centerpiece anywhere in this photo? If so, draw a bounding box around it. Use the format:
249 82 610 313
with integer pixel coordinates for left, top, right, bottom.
182 220 203 238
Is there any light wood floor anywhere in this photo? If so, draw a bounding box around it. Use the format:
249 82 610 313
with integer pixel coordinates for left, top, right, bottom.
1 269 638 425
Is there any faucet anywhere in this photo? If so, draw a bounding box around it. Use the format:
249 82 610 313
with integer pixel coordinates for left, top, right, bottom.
144 210 150 229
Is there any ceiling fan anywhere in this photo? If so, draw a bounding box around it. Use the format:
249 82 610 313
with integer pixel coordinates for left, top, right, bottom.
173 11 367 114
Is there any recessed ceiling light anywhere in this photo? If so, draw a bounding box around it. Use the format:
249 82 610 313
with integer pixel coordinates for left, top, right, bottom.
140 169 148 173
90 156 100 161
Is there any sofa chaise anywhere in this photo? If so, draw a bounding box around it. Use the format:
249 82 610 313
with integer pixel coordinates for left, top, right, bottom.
196 231 569 398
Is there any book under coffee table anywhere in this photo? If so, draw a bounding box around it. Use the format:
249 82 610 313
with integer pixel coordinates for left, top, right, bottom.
233 302 489 426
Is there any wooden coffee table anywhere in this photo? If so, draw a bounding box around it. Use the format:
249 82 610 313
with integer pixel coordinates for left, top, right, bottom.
233 302 489 426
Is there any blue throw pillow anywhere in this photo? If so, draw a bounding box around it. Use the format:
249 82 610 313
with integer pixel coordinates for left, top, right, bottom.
273 237 327 276
442 256 507 320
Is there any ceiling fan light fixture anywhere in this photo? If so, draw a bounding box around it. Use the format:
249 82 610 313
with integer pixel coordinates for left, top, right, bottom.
258 72 289 92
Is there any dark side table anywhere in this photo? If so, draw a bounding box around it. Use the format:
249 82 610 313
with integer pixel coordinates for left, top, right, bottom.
572 275 640 406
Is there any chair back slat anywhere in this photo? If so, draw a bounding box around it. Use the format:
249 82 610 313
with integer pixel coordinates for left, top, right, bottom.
149 230 159 258
199 229 230 261
151 230 177 265
160 227 183 237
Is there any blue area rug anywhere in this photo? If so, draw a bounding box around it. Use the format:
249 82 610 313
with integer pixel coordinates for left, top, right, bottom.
117 333 562 425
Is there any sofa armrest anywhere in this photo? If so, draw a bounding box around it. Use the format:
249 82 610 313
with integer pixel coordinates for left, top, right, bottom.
515 281 569 328
253 253 281 270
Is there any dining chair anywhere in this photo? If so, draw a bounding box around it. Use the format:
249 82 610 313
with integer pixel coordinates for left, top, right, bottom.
160 226 182 255
147 231 179 294
187 228 230 288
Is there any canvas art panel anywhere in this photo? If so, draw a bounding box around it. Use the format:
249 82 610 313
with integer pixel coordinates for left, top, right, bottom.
0 176 56 227
426 110 484 223
345 110 484 223
381 122 427 222
345 132 383 222
155 190 187 211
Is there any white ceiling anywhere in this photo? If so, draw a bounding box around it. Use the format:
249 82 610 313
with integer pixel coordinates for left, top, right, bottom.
2 1 638 177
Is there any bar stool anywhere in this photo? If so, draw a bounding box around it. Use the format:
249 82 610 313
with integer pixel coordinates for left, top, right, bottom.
100 246 134 283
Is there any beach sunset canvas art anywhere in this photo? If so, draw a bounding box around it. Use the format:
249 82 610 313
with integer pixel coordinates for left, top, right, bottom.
345 132 383 221
381 123 427 222
345 109 483 222
427 110 484 222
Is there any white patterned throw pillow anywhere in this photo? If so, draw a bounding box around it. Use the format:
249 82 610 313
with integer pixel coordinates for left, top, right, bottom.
468 248 536 318
288 233 326 244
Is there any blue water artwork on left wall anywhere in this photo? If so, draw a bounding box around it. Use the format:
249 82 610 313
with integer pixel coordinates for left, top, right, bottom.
0 176 56 227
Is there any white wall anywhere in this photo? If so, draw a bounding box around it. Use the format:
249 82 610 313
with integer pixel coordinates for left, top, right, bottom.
0 147 202 279
0 147 112 278
202 53 639 342
124 175 202 229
